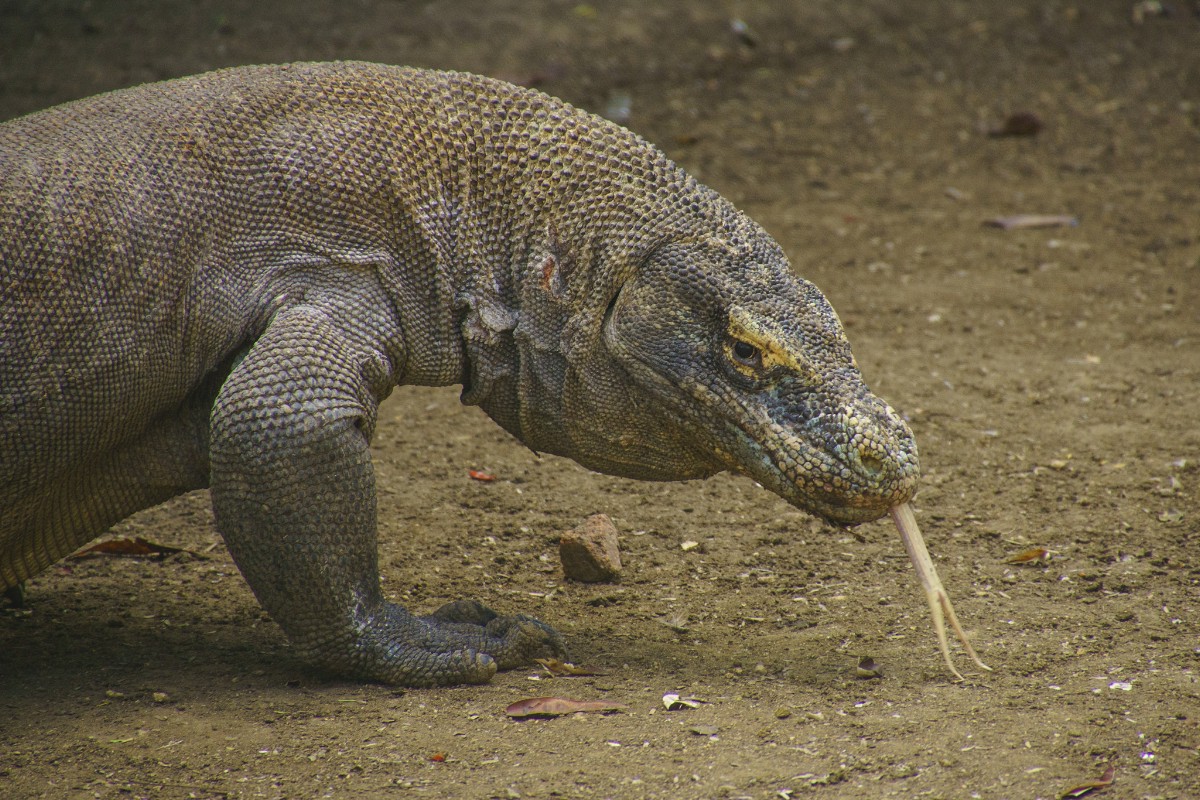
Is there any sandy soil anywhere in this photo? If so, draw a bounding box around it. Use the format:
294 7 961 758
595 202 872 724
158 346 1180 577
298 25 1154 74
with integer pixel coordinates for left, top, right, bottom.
2 1 1198 798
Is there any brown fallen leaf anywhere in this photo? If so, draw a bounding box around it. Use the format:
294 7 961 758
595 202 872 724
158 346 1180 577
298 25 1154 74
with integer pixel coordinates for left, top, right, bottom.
505 697 628 718
71 537 204 560
1005 547 1050 564
534 658 606 677
468 469 496 482
1059 764 1115 799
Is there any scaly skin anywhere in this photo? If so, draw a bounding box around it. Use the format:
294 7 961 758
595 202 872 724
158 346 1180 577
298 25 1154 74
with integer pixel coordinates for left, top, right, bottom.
0 62 919 686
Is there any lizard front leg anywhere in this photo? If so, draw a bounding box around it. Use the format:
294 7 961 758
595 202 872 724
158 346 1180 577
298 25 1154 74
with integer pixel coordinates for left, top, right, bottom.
208 304 565 686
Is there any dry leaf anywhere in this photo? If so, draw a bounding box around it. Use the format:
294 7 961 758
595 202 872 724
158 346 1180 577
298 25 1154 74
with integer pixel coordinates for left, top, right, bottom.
505 697 628 718
1006 547 1050 564
534 658 605 677
71 537 203 560
1059 764 1115 798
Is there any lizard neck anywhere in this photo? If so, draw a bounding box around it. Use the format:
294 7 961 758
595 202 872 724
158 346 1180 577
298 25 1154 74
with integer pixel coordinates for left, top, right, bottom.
457 222 625 459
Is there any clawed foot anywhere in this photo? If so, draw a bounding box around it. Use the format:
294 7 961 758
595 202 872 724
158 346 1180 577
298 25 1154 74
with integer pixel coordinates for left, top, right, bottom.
422 599 569 670
337 598 567 687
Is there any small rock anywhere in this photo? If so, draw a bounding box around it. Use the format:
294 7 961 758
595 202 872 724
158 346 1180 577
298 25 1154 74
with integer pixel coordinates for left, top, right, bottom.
855 656 883 679
560 514 621 583
988 110 1043 137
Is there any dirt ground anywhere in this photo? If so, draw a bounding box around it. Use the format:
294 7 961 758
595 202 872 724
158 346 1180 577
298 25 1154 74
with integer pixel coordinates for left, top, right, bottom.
2 1 1198 798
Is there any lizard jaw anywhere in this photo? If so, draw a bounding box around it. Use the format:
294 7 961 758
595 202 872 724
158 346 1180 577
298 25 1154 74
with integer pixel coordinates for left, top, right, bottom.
720 416 920 526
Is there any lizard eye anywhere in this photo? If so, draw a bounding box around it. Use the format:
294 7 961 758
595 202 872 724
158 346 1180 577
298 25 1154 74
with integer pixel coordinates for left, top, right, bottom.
730 340 762 368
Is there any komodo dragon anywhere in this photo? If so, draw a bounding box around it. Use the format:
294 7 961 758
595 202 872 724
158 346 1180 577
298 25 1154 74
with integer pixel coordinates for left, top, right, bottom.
1 62 983 687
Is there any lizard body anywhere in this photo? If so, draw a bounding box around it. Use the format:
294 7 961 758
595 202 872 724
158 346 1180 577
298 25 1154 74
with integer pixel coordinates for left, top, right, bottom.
1 62 919 685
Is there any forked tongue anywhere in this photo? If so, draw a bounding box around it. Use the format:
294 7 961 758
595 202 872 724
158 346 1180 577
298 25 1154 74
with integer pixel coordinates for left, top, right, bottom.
890 502 991 680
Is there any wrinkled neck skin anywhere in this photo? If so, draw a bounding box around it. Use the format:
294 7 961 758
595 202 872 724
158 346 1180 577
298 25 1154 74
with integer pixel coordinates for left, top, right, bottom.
454 222 722 481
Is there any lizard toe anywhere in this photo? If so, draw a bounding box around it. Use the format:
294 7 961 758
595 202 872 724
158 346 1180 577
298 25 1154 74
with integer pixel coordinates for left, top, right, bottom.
483 613 570 669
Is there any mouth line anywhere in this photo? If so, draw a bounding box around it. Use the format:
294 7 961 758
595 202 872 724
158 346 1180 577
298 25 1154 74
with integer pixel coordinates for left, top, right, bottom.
722 421 885 522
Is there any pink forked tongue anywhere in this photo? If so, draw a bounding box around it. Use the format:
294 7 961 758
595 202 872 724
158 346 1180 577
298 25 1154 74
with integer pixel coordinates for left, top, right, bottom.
890 502 991 680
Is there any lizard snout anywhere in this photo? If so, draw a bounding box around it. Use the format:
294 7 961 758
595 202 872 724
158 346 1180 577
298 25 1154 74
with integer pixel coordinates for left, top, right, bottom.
848 400 919 502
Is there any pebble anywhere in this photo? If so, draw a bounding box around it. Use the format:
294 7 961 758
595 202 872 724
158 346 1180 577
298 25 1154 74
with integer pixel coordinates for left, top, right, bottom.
559 513 622 582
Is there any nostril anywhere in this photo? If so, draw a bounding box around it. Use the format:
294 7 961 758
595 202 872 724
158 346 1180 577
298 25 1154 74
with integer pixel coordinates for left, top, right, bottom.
858 449 885 476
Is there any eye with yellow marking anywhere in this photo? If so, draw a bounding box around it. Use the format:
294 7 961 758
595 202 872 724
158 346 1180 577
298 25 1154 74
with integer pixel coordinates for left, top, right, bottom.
724 305 818 384
730 340 762 369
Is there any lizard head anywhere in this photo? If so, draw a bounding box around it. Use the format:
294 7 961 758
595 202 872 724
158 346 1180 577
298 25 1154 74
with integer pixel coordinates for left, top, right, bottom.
589 232 920 526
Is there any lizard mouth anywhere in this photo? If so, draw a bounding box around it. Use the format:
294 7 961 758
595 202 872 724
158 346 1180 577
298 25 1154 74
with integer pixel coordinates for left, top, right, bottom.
723 421 917 525
685 371 920 524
